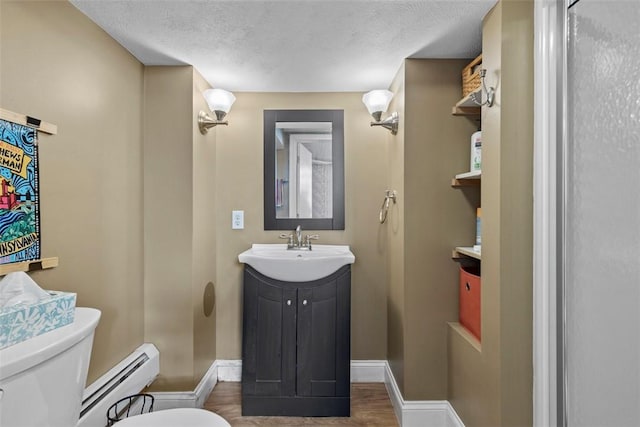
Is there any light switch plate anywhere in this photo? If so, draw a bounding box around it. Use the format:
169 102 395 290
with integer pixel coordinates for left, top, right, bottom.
232 210 244 229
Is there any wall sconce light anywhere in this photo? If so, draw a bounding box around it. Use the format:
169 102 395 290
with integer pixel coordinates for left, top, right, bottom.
198 88 236 134
362 90 399 135
470 69 495 107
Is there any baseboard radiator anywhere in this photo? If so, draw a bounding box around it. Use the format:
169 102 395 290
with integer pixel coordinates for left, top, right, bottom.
77 343 160 427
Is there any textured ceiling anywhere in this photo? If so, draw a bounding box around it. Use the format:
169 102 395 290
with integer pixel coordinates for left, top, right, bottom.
70 0 495 92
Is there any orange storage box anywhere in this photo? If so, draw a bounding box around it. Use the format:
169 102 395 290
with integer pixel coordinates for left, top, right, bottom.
459 265 481 341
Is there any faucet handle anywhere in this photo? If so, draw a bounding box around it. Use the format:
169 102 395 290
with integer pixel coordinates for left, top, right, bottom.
279 233 294 248
303 234 320 249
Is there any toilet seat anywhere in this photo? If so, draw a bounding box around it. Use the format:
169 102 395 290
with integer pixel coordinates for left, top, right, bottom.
113 408 230 427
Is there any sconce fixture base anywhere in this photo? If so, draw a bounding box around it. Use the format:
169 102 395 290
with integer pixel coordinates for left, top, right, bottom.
371 111 399 135
198 110 228 134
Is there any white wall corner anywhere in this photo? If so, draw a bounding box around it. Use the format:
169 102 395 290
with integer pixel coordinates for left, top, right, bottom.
152 360 219 410
384 362 465 427
384 362 405 425
152 391 197 411
216 359 242 382
351 360 387 382
445 401 466 427
194 360 219 408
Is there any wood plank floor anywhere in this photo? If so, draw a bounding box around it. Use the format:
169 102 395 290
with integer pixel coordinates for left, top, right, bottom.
204 382 399 427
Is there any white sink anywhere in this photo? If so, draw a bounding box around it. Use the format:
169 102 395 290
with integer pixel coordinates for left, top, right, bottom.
238 244 355 282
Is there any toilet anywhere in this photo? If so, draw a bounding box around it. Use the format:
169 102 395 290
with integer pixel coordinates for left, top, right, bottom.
0 307 101 427
0 307 230 427
113 407 229 427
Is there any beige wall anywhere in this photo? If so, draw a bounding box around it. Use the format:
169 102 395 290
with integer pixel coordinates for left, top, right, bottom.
2 1 533 412
403 59 480 400
191 69 217 382
1 1 216 390
497 0 533 423
386 63 406 393
214 92 389 360
0 0 383 388
143 66 217 391
0 1 145 383
447 1 534 425
386 59 480 400
143 66 195 390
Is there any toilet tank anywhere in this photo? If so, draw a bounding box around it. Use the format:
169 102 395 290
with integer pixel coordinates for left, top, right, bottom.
0 307 101 427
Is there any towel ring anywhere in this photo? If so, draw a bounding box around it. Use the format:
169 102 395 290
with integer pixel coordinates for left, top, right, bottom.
379 190 397 224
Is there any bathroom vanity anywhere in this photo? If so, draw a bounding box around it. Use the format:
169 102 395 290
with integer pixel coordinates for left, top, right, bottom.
239 244 353 417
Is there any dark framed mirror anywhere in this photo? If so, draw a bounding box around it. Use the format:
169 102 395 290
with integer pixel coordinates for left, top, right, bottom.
264 109 344 230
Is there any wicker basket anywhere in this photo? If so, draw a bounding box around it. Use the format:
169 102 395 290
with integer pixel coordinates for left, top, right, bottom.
462 54 483 98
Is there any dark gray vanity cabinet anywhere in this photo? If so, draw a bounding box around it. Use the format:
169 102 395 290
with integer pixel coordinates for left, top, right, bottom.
241 265 351 416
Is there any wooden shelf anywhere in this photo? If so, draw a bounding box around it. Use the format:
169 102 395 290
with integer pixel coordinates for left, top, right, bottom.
451 88 482 116
0 257 59 276
452 246 481 260
449 322 481 352
451 170 481 187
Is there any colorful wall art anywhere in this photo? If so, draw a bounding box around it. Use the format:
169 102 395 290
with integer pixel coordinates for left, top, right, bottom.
0 119 40 264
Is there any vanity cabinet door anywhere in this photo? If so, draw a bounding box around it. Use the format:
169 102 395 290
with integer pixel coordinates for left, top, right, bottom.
242 265 350 416
296 269 351 398
242 269 296 397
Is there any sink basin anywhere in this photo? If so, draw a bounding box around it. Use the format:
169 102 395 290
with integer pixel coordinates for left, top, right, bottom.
238 244 355 282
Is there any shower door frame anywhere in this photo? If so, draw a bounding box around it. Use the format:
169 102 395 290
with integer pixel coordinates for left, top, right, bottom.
533 0 568 426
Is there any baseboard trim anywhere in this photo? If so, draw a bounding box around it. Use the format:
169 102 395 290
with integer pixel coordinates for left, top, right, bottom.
350 360 387 382
150 359 387 410
217 359 242 382
152 360 219 410
152 359 465 427
213 359 387 383
384 362 464 427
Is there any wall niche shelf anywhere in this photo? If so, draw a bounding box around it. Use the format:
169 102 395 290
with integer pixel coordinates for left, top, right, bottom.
451 170 481 187
0 257 59 276
452 246 481 261
449 322 482 352
451 88 482 116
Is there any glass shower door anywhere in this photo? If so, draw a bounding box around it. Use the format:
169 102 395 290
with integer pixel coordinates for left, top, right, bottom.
563 0 640 425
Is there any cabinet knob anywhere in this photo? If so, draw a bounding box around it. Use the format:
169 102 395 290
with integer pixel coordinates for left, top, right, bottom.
286 299 292 306
303 299 308 306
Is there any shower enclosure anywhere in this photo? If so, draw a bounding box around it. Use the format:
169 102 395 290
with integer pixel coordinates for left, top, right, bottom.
557 0 640 425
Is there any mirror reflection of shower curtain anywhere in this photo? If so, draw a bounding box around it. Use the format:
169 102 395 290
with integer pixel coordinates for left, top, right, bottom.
563 0 640 425
312 161 332 218
297 144 313 218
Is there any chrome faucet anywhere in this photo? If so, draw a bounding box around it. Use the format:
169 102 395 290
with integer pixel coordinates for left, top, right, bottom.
279 225 320 250
295 225 302 248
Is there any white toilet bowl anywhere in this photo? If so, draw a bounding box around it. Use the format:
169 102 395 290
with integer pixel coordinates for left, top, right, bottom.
113 408 231 427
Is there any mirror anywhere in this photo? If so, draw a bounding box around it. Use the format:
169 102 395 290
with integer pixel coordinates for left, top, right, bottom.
264 110 344 230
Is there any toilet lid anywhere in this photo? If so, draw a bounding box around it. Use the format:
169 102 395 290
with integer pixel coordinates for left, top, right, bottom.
113 408 230 427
